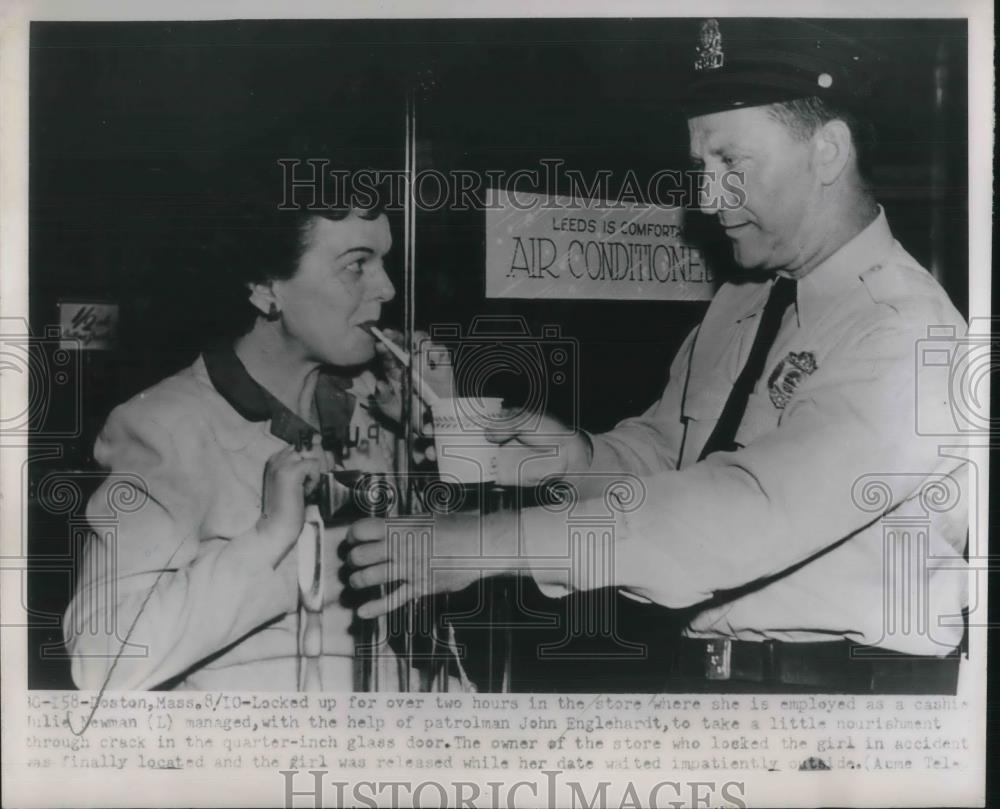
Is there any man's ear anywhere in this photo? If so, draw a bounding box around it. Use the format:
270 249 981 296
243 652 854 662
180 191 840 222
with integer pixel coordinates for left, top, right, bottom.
247 281 279 318
813 119 854 185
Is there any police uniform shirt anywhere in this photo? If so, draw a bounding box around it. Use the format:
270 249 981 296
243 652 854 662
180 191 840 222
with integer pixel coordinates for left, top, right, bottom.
522 208 968 657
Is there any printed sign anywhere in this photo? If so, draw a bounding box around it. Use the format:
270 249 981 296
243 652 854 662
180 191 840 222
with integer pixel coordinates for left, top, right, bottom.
58 301 119 350
485 189 713 301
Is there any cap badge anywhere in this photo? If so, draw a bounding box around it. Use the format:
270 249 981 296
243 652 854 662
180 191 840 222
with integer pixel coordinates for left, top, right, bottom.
695 19 725 71
767 351 818 409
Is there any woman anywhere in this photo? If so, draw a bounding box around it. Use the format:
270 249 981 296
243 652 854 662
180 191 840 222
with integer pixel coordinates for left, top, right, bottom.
63 178 451 691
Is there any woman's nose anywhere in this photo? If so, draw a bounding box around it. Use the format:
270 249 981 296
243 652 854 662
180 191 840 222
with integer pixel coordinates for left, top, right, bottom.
366 262 396 303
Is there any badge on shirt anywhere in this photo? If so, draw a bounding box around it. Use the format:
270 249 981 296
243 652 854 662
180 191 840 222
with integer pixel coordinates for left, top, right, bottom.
767 351 818 408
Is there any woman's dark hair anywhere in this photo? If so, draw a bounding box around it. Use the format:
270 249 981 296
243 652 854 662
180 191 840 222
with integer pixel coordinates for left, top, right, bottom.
201 157 388 337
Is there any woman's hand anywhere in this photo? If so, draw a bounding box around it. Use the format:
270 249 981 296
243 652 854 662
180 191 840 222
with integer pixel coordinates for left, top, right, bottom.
254 437 323 566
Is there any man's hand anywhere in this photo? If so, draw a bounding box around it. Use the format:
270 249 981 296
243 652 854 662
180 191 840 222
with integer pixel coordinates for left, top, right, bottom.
371 328 455 419
369 328 455 463
346 512 517 619
486 410 594 487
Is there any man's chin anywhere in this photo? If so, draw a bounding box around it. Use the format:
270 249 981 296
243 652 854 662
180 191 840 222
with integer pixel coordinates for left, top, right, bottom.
731 249 766 273
727 250 779 284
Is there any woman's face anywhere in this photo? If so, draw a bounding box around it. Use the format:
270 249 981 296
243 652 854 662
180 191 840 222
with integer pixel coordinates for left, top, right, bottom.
273 212 395 367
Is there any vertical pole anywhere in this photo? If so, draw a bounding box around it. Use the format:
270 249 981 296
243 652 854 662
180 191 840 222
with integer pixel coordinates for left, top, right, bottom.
401 86 417 690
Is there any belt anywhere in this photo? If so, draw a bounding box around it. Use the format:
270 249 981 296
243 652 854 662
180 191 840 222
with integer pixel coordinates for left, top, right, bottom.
675 637 960 693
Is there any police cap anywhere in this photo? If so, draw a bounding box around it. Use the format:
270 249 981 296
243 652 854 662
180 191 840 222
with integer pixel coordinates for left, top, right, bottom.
683 18 883 118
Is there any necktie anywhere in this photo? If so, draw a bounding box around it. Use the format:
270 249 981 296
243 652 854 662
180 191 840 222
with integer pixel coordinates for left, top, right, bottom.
699 276 797 459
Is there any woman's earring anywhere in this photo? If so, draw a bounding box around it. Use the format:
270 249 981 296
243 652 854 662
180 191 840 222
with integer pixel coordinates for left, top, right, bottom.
265 302 281 321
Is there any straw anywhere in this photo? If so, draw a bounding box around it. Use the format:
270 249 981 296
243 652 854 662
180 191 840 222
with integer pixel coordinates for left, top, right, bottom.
368 325 442 407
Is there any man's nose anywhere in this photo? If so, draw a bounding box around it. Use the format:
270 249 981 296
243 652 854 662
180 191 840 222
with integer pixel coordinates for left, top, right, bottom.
693 168 723 216
366 262 396 303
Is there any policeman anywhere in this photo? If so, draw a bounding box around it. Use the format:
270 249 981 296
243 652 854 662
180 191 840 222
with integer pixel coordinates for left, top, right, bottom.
348 19 968 694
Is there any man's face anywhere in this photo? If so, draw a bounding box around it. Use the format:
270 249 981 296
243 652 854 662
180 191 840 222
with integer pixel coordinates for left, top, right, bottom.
274 212 395 367
688 106 822 273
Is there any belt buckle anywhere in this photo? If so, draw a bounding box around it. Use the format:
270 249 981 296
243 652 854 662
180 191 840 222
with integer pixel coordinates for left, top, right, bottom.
705 638 732 680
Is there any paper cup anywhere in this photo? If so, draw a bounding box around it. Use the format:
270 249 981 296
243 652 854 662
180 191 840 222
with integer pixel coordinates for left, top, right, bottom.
431 397 505 484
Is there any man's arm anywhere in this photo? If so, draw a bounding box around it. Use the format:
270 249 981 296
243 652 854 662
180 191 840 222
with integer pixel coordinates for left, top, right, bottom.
487 325 699 494
521 316 966 606
347 315 965 617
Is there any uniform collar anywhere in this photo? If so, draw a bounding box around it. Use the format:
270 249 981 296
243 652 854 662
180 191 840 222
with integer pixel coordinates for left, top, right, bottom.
733 205 894 326
203 343 356 454
795 205 894 327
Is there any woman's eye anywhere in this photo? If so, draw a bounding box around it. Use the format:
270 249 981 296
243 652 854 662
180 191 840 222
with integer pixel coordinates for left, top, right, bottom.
344 259 365 277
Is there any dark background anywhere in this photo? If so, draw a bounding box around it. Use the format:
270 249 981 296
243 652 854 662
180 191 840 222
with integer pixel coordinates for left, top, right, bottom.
27 18 969 689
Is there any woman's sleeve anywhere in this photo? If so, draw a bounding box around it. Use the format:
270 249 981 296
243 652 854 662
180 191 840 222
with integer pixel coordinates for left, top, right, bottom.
63 401 299 690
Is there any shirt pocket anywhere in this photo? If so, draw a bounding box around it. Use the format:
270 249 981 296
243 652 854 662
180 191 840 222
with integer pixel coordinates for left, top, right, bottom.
681 369 730 423
735 390 780 448
680 370 729 464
